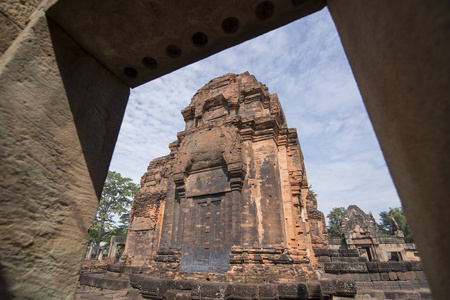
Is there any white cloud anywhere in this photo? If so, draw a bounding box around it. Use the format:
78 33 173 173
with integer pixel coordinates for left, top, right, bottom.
108 7 402 222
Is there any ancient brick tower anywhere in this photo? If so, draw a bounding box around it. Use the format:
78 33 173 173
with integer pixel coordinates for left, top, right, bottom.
121 72 328 282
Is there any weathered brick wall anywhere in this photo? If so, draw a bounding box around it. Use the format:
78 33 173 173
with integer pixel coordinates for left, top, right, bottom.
122 156 171 266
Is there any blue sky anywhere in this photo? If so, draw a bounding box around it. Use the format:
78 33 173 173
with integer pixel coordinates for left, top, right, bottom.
109 7 402 223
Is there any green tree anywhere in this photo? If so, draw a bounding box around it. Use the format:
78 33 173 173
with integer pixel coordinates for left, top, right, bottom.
326 207 346 238
99 213 130 249
379 207 414 243
89 171 139 246
308 184 318 198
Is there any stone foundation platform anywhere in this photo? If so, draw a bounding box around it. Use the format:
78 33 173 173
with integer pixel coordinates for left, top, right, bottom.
77 257 434 299
107 261 318 285
117 245 318 284
77 271 357 299
311 248 433 299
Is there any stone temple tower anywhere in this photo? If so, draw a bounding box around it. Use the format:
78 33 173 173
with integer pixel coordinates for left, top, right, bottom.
120 72 328 283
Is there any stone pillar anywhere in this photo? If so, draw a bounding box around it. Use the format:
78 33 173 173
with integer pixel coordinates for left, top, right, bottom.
277 142 296 248
97 247 104 261
85 246 93 260
327 1 450 299
108 242 117 260
0 9 129 299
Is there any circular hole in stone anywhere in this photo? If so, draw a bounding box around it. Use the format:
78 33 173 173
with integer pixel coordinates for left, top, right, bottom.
192 32 208 47
123 67 137 78
142 57 158 69
222 17 240 34
166 44 182 58
291 0 308 5
255 1 275 21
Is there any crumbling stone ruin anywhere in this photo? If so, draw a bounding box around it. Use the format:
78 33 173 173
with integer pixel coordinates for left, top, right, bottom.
122 72 328 281
77 73 432 299
328 205 420 262
313 205 430 299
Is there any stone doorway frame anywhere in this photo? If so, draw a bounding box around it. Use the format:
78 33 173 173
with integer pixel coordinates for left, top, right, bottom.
0 1 448 299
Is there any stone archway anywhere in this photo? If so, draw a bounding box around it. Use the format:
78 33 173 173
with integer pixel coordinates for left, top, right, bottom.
0 1 448 299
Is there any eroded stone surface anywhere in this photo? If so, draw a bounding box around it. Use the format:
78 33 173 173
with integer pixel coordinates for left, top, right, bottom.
0 10 129 299
0 0 44 56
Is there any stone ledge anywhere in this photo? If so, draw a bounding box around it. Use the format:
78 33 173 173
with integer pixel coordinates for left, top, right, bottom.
107 264 148 274
321 260 423 275
123 275 356 300
79 273 131 290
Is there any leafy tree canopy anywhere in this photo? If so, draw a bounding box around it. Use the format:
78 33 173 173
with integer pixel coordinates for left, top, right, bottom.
89 171 139 247
326 207 346 238
379 207 414 243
